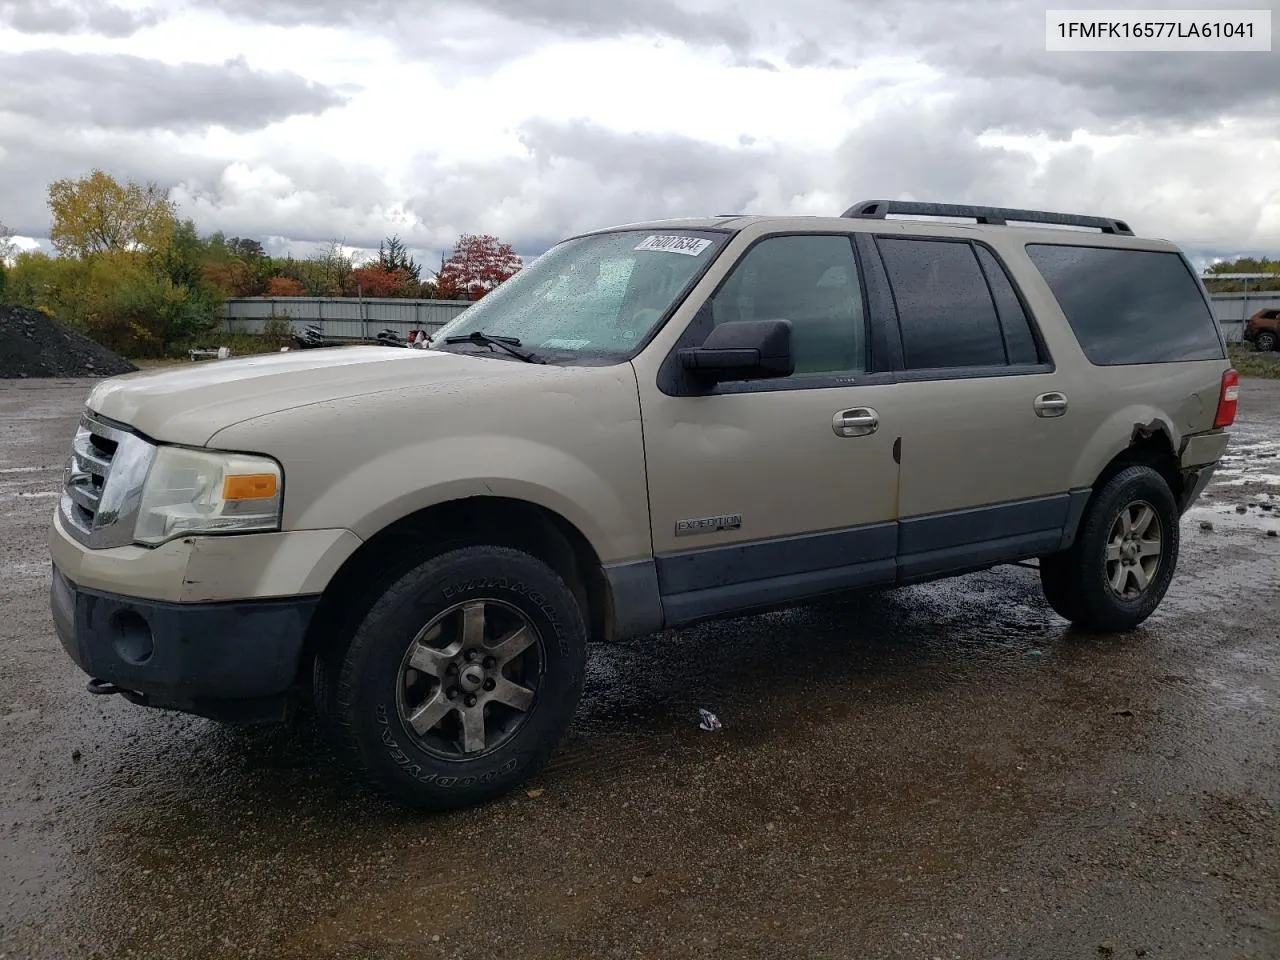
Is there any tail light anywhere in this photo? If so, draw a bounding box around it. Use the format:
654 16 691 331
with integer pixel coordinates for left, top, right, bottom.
1214 368 1239 427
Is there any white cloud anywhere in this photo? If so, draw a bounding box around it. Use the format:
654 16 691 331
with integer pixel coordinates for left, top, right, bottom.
0 0 1275 266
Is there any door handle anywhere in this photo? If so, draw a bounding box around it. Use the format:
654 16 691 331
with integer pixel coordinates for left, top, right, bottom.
1034 392 1068 418
833 407 879 437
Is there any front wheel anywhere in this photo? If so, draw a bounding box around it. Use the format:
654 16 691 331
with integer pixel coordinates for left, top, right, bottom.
1039 465 1180 633
325 545 587 810
1255 331 1277 352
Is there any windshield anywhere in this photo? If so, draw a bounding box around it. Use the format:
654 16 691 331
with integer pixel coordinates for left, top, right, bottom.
431 229 727 361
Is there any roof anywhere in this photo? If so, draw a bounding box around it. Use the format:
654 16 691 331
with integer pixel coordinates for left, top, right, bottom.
572 202 1176 250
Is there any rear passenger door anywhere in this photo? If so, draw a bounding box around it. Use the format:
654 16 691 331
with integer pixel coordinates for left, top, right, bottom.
863 234 1080 580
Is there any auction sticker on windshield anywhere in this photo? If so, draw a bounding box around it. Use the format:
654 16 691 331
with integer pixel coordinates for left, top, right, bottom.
634 235 713 256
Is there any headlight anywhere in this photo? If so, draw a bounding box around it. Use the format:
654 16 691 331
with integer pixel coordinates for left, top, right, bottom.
134 446 283 545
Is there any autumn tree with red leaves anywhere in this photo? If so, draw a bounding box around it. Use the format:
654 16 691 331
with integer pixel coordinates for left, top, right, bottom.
203 259 263 298
351 264 411 298
435 233 523 301
265 276 306 297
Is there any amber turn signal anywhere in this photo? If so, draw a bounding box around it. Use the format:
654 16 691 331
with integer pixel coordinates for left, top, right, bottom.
222 473 279 501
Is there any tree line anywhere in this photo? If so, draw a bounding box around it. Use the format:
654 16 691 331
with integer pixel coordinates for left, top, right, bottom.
0 170 524 357
1203 257 1280 293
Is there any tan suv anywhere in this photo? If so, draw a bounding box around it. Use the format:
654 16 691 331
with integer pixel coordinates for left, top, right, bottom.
49 201 1237 810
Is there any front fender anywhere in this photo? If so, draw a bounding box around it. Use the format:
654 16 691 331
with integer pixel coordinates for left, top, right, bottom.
205 364 653 566
304 435 650 562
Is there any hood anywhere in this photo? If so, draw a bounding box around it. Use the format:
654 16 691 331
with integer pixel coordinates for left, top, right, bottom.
87 346 543 445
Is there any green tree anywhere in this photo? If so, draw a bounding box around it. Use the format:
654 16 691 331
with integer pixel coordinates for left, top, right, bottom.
377 234 420 281
7 214 220 356
0 220 15 264
228 237 266 260
47 170 177 257
158 219 208 289
0 220 11 300
3 251 76 316
274 240 355 296
1204 256 1280 292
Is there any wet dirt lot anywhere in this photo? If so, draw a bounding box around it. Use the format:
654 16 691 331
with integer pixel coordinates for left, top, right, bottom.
1 378 1277 960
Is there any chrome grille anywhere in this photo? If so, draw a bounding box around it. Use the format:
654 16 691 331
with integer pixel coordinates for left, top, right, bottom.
60 411 156 549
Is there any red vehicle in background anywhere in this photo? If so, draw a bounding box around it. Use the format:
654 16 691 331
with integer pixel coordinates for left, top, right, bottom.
1242 308 1280 352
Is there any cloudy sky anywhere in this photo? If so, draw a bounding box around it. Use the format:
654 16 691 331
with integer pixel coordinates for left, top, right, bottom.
1 0 1277 268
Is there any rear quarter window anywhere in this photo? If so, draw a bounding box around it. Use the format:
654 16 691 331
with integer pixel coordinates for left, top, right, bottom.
1024 244 1224 366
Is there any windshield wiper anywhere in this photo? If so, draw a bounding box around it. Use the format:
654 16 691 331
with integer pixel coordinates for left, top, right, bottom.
442 330 544 364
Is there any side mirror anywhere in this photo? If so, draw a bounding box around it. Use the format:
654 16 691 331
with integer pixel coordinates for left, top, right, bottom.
677 319 795 383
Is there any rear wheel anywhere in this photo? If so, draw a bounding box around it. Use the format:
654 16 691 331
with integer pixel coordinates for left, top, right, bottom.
1255 331 1277 352
1039 465 1179 632
323 545 587 810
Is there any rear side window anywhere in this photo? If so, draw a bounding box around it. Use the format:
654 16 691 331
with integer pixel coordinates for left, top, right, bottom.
1025 244 1224 365
877 238 1007 369
974 246 1042 365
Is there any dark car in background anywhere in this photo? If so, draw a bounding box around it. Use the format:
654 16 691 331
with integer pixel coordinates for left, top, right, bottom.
1242 308 1280 351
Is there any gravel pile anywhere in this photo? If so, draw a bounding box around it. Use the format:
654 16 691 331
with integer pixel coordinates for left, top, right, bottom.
0 304 137 379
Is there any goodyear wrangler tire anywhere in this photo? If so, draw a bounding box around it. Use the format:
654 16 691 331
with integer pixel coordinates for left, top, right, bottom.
330 545 587 810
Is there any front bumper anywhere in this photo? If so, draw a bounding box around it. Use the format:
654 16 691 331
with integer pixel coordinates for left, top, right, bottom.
52 564 320 720
48 508 362 604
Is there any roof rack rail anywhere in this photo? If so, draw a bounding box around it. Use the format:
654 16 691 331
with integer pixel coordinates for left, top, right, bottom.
841 200 1134 236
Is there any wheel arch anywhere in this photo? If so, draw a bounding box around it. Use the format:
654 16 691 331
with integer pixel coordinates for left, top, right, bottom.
1061 414 1184 554
1071 408 1185 505
300 495 617 678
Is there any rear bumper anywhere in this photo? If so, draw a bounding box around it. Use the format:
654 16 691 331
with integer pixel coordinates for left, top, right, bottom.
1178 462 1217 514
52 564 319 720
1176 430 1228 514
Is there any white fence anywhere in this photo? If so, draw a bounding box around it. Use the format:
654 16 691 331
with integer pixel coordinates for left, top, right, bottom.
1210 292 1280 343
219 292 1279 344
220 297 472 340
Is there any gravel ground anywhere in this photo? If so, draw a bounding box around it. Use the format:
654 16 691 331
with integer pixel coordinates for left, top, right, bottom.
1 378 1277 960
0 305 137 379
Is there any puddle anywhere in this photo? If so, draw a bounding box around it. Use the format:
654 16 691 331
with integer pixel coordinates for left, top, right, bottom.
1186 502 1280 536
1217 430 1280 484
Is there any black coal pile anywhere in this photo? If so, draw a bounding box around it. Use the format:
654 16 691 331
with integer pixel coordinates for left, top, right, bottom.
0 304 137 379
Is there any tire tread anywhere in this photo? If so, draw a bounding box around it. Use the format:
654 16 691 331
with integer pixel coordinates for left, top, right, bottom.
323 544 587 810
1039 465 1179 633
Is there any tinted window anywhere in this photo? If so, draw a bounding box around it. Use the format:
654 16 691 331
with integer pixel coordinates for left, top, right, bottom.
1025 244 1224 365
975 245 1042 365
878 238 1007 369
711 235 866 376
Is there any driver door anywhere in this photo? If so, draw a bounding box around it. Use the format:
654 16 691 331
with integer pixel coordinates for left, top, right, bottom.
635 232 902 626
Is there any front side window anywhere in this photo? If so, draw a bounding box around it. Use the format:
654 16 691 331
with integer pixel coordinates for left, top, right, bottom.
709 234 867 377
432 229 726 362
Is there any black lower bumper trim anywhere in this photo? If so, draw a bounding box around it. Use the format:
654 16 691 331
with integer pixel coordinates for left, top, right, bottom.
53 564 320 717
1179 462 1217 514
